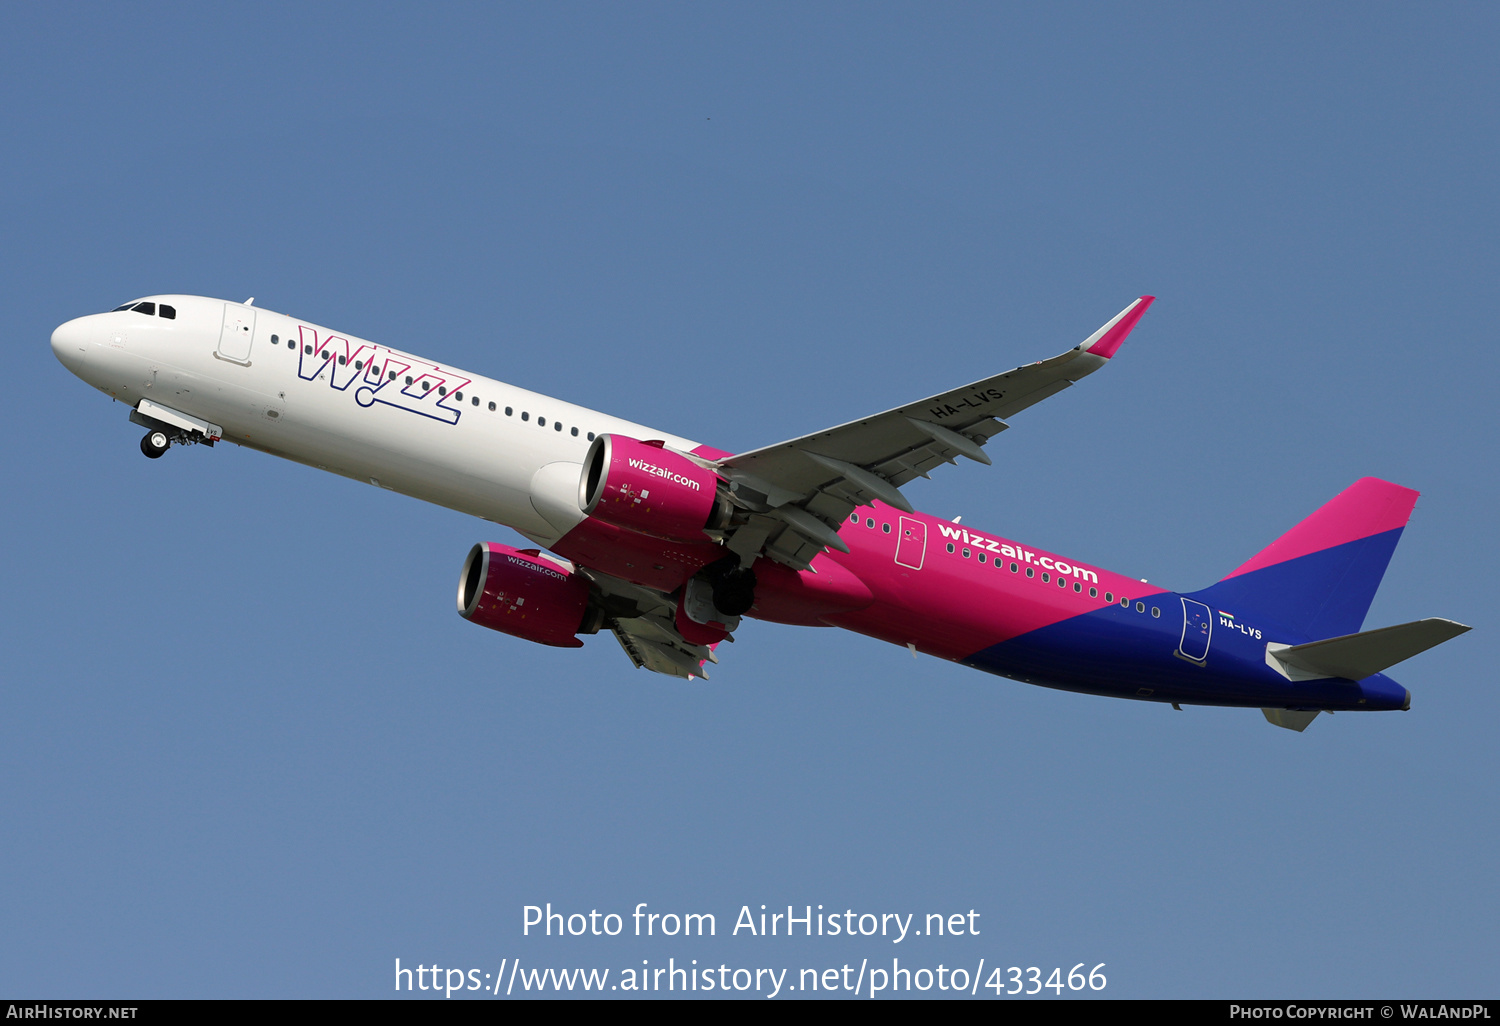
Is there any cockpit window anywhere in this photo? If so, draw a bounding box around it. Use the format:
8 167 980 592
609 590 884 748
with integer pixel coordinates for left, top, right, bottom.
111 300 174 317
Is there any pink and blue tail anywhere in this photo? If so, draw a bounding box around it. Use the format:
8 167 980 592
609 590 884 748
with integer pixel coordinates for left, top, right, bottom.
1192 478 1419 642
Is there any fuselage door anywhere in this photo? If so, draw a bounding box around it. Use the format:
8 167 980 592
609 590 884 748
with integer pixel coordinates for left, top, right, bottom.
895 516 927 570
218 304 256 364
1178 597 1213 664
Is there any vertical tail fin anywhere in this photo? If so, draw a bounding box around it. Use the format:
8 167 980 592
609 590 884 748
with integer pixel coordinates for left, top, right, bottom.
1193 478 1419 640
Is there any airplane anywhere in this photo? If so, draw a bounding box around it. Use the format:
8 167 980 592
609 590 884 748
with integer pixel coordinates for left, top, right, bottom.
49 294 1469 731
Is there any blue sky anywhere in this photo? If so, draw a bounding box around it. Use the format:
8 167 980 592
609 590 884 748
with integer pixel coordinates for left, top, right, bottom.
2 2 1496 998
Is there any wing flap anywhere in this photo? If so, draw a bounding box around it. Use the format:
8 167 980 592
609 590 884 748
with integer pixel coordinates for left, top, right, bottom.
578 567 726 680
611 619 714 679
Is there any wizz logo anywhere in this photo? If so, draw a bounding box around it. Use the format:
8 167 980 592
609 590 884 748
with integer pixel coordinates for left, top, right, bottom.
296 326 471 426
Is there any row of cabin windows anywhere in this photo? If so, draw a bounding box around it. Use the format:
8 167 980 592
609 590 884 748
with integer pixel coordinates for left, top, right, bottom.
910 527 1162 616
843 513 1144 607
269 334 596 441
112 301 176 319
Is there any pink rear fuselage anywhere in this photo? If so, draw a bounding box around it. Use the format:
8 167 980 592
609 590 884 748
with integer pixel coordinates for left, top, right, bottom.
550 498 1165 661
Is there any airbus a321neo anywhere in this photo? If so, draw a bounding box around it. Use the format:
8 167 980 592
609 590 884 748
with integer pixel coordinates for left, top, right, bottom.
51 295 1469 730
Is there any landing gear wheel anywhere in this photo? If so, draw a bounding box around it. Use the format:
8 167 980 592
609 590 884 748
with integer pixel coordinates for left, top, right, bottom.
140 429 170 459
711 566 757 618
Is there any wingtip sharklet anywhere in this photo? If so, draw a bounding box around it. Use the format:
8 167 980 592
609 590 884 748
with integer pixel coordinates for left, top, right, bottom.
1082 295 1155 359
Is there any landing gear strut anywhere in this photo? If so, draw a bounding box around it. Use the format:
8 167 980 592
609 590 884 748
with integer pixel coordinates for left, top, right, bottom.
140 429 171 459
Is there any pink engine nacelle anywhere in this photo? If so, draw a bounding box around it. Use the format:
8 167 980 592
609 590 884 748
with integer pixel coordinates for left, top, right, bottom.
457 542 603 648
579 434 729 542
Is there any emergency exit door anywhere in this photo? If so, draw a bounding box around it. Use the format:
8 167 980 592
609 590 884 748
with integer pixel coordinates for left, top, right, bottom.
895 516 927 570
1178 598 1213 664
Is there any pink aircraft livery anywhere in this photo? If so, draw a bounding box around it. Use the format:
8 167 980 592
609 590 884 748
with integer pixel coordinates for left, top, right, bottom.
51 296 1469 730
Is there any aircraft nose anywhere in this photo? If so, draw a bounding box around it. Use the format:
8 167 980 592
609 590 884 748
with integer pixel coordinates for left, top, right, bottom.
51 316 92 374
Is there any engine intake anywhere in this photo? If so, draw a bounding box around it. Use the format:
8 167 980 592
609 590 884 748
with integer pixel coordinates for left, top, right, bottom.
457 542 603 648
579 434 729 541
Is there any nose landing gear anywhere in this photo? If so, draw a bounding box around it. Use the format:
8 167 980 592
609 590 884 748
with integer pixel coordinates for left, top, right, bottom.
129 402 221 460
140 429 171 459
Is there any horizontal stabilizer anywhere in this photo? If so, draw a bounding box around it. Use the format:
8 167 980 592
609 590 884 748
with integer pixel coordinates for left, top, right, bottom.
1262 709 1320 732
1267 618 1470 681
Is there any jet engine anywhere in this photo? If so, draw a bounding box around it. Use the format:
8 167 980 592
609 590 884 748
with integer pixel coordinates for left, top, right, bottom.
457 542 604 648
579 434 732 542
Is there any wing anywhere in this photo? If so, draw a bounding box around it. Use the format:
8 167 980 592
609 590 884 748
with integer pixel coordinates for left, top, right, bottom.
578 567 724 680
610 620 720 680
712 297 1154 570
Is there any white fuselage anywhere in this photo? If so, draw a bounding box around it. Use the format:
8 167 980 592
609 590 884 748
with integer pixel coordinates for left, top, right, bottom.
51 295 703 547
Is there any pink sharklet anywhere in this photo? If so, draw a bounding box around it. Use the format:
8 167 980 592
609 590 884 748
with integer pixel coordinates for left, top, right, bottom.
1221 477 1419 580
1083 295 1154 359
